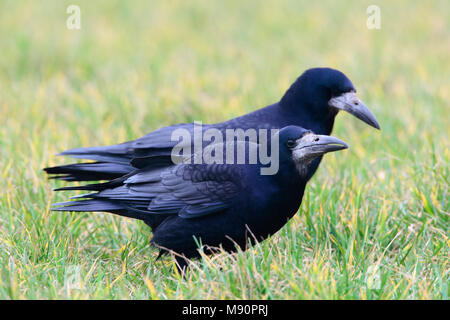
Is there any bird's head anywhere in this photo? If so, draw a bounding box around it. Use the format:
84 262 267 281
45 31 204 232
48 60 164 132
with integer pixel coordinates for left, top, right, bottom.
280 67 380 130
278 126 348 176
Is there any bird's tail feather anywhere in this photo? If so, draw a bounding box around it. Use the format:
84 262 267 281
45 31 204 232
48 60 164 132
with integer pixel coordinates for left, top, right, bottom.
52 169 135 192
44 162 134 182
58 143 133 163
51 199 150 221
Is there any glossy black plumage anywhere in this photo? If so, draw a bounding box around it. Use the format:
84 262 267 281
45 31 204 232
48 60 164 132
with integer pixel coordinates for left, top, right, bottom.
53 126 348 271
44 67 379 183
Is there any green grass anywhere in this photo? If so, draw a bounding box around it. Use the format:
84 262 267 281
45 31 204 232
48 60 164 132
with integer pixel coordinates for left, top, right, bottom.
0 0 448 299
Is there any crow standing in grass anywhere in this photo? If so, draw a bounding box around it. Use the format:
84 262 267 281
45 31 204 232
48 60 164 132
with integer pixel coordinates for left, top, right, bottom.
45 68 379 182
53 126 348 271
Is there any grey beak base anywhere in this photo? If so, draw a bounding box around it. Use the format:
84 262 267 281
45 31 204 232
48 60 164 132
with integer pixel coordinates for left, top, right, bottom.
295 134 348 158
329 92 381 130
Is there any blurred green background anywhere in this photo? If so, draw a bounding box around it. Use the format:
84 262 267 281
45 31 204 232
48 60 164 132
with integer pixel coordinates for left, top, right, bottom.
0 0 448 299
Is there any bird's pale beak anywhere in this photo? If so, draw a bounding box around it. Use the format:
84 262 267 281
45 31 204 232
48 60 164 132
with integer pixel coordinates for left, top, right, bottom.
328 91 380 130
293 133 348 161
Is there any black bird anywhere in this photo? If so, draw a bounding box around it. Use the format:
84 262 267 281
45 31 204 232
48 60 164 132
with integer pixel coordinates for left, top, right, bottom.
53 126 348 271
44 67 379 183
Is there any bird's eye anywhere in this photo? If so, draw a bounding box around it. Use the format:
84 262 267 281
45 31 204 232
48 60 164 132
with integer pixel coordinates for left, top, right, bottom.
286 139 296 148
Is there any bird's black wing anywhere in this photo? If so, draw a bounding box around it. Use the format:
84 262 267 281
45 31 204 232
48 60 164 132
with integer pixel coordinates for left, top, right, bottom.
45 106 279 181
55 159 244 220
44 123 195 181
133 163 241 218
57 123 196 163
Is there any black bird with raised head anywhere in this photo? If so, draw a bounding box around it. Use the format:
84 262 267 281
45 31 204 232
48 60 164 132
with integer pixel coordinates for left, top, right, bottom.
53 126 348 272
44 67 379 183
